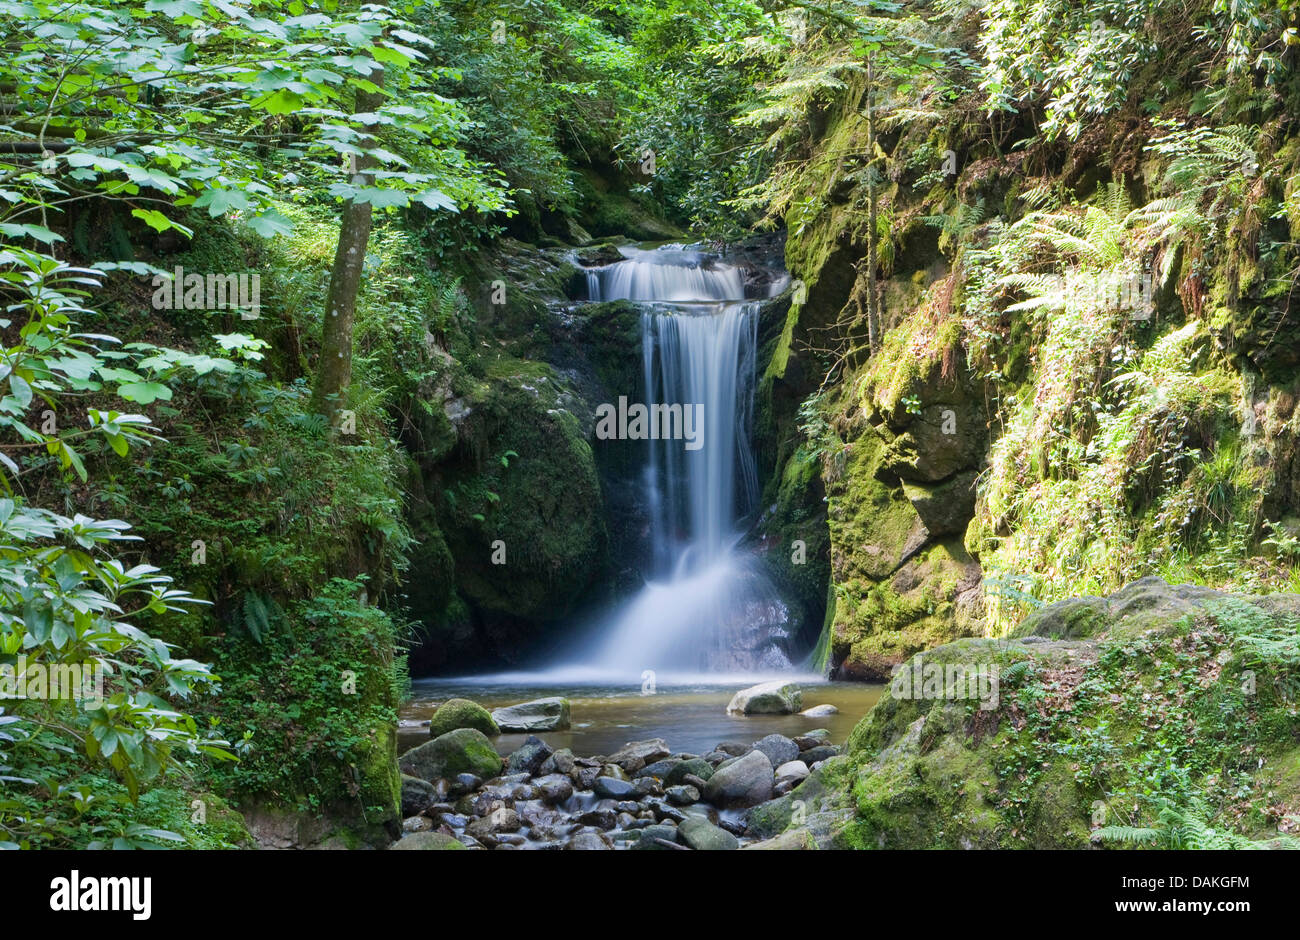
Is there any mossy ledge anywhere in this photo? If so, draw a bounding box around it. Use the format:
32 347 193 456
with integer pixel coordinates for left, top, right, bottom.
748 578 1300 849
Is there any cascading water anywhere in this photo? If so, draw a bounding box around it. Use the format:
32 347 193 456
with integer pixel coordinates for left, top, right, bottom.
561 245 795 681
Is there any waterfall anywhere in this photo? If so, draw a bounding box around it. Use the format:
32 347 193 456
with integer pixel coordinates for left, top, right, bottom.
560 245 793 681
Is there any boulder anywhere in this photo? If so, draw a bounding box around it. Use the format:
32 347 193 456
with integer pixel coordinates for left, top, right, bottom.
467 807 521 839
505 735 553 776
702 750 774 808
399 728 502 782
428 698 499 738
631 824 682 850
594 776 637 799
775 760 810 782
726 680 802 715
665 785 700 806
534 773 574 805
794 730 831 750
538 747 576 776
678 814 740 851
491 697 571 732
801 745 839 766
664 758 714 786
400 775 436 818
607 738 671 772
634 758 683 781
567 830 613 850
800 704 838 717
752 733 799 768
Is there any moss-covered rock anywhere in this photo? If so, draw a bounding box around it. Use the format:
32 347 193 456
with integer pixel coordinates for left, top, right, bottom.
428 698 500 738
753 580 1300 849
398 728 503 782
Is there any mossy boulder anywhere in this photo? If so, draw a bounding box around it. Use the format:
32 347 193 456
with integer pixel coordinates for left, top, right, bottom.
428 698 499 738
754 581 1300 849
398 728 503 782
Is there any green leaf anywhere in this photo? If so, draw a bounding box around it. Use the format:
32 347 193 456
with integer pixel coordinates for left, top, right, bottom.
116 382 173 405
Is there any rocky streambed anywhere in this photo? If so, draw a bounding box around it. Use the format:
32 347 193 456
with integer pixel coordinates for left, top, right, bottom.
392 687 840 851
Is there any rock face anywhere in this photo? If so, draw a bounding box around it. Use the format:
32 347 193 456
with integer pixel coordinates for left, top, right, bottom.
399 728 503 782
491 697 572 732
428 698 499 738
703 750 774 808
726 680 802 715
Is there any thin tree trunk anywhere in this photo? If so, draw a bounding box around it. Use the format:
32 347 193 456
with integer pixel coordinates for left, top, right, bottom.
865 50 879 355
311 69 384 422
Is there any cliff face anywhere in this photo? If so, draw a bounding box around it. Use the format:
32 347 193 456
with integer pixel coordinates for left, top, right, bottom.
760 58 1300 681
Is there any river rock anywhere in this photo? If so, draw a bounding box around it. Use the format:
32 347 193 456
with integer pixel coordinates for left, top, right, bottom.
702 750 773 807
678 814 739 851
505 735 553 776
713 741 752 757
600 763 629 782
775 759 810 782
428 698 499 737
539 747 576 776
666 785 700 806
631 824 681 850
752 733 799 768
664 758 713 786
726 680 802 715
794 730 831 750
491 696 571 732
467 807 521 839
682 773 710 791
801 745 840 766
635 758 682 780
402 815 432 832
594 776 636 799
400 774 436 818
567 830 613 850
450 773 482 796
534 773 574 804
390 831 466 851
399 728 502 782
800 704 838 717
577 806 617 829
571 765 600 790
607 738 671 772
632 777 662 798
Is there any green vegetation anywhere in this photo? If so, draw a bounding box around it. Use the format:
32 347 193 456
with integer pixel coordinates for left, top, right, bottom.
2 0 1299 852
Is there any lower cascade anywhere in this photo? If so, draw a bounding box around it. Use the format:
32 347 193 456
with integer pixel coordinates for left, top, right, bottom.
556 245 796 681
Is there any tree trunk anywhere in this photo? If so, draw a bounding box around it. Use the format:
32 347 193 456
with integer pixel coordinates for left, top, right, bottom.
865 50 879 355
311 70 384 422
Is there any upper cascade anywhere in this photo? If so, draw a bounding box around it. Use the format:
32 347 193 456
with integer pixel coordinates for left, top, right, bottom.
584 246 747 303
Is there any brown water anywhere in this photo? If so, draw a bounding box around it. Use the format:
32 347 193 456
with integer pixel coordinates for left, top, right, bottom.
399 678 884 757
